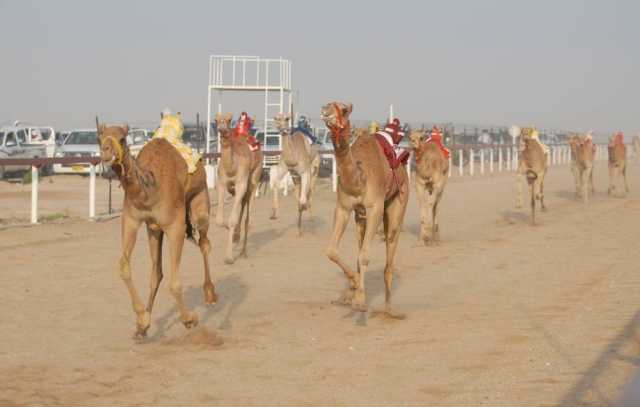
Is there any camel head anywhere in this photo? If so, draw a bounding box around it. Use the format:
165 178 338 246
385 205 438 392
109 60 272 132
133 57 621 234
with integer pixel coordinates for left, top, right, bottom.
409 129 425 149
98 124 129 167
320 102 352 132
215 113 233 137
274 114 291 133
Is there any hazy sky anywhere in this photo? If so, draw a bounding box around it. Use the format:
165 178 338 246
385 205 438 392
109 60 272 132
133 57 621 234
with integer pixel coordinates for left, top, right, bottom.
1 0 638 135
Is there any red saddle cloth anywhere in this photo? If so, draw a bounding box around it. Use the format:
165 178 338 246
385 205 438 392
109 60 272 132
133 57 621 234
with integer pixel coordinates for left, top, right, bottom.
375 132 409 169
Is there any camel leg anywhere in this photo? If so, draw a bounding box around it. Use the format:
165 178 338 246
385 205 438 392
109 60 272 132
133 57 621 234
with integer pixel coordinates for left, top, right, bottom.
571 163 581 198
327 206 357 305
530 181 536 225
433 188 444 242
166 220 198 329
119 215 149 338
145 224 163 315
581 167 590 204
215 178 225 227
190 189 217 305
539 174 547 212
624 163 629 195
352 204 384 312
270 164 286 220
225 179 248 264
239 189 252 258
589 167 595 195
415 181 430 244
515 167 524 209
381 196 408 319
608 164 614 196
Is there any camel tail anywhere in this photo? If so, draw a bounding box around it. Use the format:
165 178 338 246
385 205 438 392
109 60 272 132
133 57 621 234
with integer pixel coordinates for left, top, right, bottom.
185 208 196 243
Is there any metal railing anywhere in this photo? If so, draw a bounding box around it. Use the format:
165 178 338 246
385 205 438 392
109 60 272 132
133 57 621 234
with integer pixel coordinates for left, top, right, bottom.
0 143 611 225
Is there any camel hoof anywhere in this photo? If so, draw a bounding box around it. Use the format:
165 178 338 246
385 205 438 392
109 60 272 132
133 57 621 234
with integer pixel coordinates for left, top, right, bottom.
371 309 407 320
224 257 235 265
232 234 241 243
204 286 218 305
240 251 248 259
270 214 278 220
182 312 199 329
331 289 354 307
132 329 148 340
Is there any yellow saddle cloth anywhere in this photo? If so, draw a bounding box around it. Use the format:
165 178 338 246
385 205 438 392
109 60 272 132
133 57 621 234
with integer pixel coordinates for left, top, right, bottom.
153 113 201 174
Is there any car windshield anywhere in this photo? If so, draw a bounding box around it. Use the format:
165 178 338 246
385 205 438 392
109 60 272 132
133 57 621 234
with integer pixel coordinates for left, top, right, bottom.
65 131 98 145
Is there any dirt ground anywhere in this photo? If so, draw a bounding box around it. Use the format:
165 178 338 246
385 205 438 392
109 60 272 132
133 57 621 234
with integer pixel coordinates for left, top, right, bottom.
2 161 640 406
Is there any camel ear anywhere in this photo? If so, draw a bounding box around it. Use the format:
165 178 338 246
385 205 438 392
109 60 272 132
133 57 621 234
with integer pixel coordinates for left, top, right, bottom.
224 113 232 122
122 124 129 135
344 103 353 115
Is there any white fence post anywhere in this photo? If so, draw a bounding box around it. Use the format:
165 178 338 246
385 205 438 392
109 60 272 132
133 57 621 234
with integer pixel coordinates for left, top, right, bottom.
30 165 38 224
448 156 452 178
513 148 518 171
480 148 485 174
89 164 96 219
406 152 411 181
507 148 512 171
331 155 337 192
499 148 503 172
469 149 475 176
458 149 463 176
489 148 494 173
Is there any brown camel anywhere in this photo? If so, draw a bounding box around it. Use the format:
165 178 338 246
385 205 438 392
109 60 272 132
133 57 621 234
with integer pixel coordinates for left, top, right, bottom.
214 113 263 264
409 130 449 245
320 102 409 316
515 127 548 224
270 114 320 235
608 133 629 197
568 133 595 203
98 124 216 339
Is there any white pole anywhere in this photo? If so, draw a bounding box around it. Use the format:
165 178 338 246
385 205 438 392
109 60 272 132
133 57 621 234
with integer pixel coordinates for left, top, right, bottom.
507 148 511 171
458 149 463 176
480 148 485 174
489 148 494 173
498 148 503 172
89 164 96 219
513 148 518 171
206 86 211 157
30 165 38 224
448 156 452 178
332 155 337 192
389 104 394 121
406 152 411 180
469 149 475 176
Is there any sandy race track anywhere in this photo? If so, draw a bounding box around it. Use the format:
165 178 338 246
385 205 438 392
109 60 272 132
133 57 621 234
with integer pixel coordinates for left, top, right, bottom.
2 160 640 406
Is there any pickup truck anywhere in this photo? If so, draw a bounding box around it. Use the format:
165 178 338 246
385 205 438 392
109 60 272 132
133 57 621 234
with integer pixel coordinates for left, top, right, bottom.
1 123 56 158
0 129 48 179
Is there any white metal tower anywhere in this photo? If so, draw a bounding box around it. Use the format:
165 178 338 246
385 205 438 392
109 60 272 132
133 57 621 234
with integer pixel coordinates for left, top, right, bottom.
206 55 292 165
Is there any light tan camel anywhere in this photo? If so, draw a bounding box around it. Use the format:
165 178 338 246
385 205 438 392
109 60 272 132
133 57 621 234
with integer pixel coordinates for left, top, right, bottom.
608 133 629 197
633 134 640 163
270 114 320 235
98 124 216 339
516 128 548 224
320 102 409 316
568 133 595 203
409 130 449 245
214 113 263 264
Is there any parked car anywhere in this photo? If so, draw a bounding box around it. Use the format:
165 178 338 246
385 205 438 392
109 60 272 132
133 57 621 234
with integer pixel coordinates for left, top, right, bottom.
0 129 48 179
0 123 56 158
53 129 103 175
127 128 151 157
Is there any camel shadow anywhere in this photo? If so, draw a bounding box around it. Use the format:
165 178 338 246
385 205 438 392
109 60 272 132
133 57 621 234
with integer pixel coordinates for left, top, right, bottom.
555 190 578 202
149 273 249 339
500 210 530 225
340 267 404 327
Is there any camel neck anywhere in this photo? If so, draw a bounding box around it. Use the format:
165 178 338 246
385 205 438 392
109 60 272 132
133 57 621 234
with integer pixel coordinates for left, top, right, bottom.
330 124 364 195
219 130 236 174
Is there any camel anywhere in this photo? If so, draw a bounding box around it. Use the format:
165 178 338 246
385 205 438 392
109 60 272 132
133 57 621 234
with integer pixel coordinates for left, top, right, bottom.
270 114 320 235
409 129 449 245
515 127 548 224
608 133 629 197
214 113 263 264
320 102 409 316
568 133 595 203
98 122 216 339
633 134 640 162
